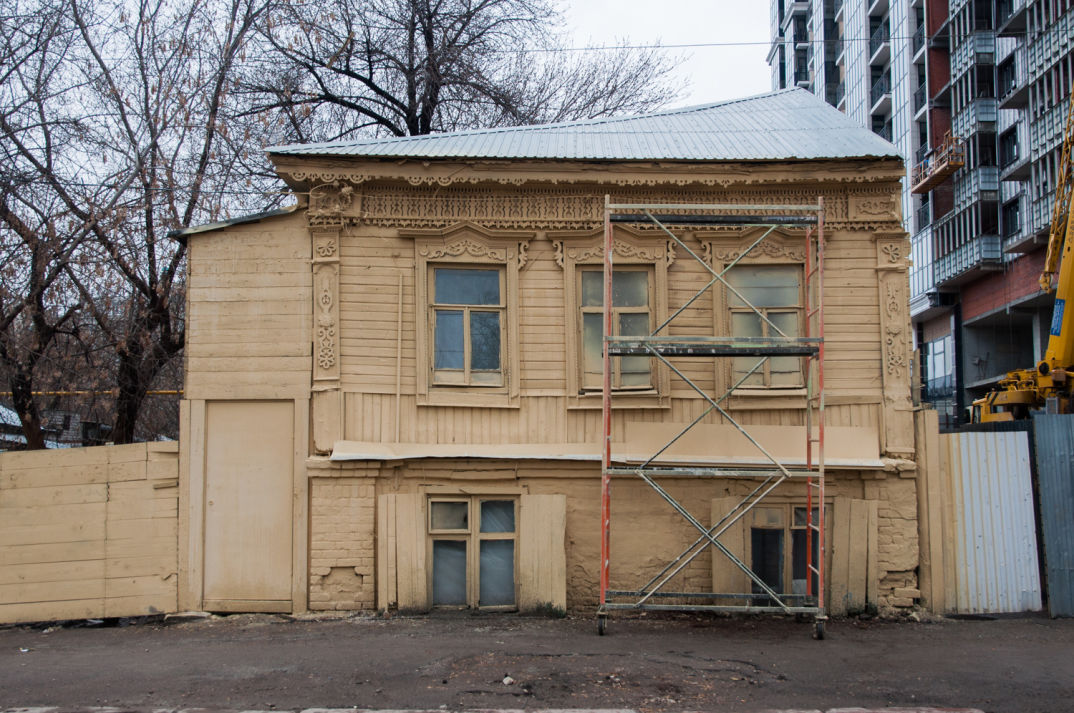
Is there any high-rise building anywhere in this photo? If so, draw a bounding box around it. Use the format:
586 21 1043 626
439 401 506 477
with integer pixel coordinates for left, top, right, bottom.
770 0 1074 428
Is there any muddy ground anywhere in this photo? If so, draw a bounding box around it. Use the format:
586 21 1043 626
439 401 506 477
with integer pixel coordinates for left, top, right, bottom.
1 611 1071 712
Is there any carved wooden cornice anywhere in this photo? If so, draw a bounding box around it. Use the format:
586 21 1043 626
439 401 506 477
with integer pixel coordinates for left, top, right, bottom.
304 184 905 233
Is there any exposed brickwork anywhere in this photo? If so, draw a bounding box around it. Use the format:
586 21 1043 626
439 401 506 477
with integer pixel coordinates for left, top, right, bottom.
309 478 376 610
961 250 1046 322
867 477 920 610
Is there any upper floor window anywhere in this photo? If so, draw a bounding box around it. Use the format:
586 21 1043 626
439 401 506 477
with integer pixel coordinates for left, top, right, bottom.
727 264 804 388
579 267 653 391
411 228 525 408
430 267 505 387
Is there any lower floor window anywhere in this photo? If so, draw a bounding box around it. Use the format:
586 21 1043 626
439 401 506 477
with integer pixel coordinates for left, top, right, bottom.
429 497 517 608
749 504 827 600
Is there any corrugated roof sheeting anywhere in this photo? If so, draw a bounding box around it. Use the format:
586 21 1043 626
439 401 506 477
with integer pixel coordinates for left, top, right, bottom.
1034 414 1074 617
943 430 1042 614
268 89 901 162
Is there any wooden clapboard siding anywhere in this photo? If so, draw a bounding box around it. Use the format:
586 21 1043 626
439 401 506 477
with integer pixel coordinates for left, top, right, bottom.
0 443 179 624
185 212 311 401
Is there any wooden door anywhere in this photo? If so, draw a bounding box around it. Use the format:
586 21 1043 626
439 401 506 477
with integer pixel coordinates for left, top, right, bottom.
202 401 294 610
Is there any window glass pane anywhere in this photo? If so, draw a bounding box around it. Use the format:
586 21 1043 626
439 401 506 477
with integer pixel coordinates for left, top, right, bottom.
793 506 821 527
728 265 799 308
435 268 500 305
613 271 648 307
750 528 784 598
581 271 603 307
432 540 467 605
431 501 468 530
769 311 799 338
733 356 766 386
479 540 515 606
580 270 648 307
731 312 762 337
434 310 464 370
770 356 801 386
582 312 603 378
470 311 501 371
618 312 651 387
480 500 515 533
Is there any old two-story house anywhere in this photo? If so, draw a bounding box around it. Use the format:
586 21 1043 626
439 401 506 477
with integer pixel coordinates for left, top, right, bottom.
176 88 922 619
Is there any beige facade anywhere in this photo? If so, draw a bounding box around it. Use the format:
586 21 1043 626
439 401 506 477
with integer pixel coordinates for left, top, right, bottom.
179 146 921 616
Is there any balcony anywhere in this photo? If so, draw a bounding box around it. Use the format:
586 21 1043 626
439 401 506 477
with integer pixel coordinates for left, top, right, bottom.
868 0 890 16
997 0 1027 37
912 25 925 60
794 67 811 88
935 235 1003 287
911 134 966 194
913 84 927 118
869 22 891 65
928 18 950 51
826 80 845 107
1000 145 1031 182
952 98 998 138
870 73 891 115
874 120 893 143
781 0 810 32
953 166 1000 209
832 0 844 22
794 21 810 49
952 32 995 78
916 201 931 232
999 76 1029 110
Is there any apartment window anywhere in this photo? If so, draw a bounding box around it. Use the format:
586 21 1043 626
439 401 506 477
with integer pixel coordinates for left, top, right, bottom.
726 264 804 388
429 267 504 386
579 267 653 391
429 497 517 609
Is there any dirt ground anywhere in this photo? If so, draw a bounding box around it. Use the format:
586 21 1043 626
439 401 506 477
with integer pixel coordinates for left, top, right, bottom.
1 611 1071 713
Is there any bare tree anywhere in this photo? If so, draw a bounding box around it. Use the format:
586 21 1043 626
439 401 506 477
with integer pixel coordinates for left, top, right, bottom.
245 0 683 142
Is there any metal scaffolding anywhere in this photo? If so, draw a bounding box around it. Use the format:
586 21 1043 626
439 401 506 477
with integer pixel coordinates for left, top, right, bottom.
597 197 827 639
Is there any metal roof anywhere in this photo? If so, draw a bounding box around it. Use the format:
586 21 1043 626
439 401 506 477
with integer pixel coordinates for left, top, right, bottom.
268 89 901 163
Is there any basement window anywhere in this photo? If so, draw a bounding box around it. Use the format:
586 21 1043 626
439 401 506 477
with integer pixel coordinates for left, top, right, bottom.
429 497 517 609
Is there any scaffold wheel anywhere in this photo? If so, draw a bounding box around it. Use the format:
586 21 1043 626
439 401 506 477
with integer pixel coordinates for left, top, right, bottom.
597 614 607 636
813 618 826 640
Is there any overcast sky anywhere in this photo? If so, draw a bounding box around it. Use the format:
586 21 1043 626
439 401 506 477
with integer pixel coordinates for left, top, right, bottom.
559 0 773 109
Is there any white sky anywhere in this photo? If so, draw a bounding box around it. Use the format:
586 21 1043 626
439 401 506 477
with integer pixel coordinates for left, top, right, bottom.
559 0 773 108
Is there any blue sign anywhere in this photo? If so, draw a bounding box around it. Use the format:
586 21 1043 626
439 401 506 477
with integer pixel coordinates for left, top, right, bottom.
1051 299 1066 337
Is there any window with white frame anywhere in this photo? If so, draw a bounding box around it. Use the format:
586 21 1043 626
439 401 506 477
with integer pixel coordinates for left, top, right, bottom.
429 266 506 387
428 496 517 609
726 263 804 388
578 267 653 391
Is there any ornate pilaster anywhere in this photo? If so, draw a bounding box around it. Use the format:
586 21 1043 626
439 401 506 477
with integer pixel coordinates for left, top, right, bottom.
876 236 915 458
310 189 345 454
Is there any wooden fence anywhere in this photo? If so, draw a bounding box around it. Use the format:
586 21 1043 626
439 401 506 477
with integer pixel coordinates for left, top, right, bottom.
0 442 179 624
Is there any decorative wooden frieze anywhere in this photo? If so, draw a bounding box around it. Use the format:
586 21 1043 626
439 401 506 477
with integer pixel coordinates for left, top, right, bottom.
339 186 876 230
309 181 356 228
417 237 508 262
708 236 807 263
875 237 915 457
553 239 668 267
850 191 901 224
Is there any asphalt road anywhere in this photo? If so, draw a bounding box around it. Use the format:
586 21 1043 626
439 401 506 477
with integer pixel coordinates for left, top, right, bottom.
0 612 1070 713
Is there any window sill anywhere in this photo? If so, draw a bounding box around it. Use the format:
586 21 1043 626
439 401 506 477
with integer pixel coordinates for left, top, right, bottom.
567 390 670 410
419 390 519 409
727 387 808 410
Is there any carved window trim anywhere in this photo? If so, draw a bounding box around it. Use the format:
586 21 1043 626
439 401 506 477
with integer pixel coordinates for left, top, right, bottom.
701 228 809 406
552 228 671 410
414 229 524 408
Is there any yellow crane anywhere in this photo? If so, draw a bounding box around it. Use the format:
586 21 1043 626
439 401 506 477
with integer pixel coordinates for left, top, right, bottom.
972 83 1074 422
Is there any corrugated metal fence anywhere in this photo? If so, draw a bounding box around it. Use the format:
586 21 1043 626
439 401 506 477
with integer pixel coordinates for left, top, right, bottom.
940 429 1042 613
1033 414 1074 617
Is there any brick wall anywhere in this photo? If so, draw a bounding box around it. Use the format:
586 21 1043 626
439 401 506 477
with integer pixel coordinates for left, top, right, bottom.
961 250 1046 322
309 477 376 610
